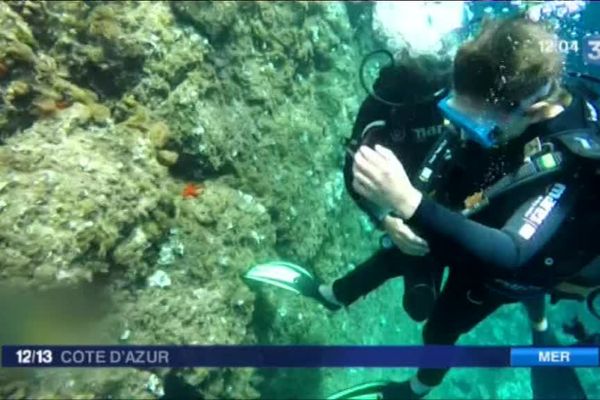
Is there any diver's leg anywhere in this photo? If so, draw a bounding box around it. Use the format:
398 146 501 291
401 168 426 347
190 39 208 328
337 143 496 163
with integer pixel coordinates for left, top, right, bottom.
523 295 587 399
324 249 443 320
326 248 414 306
522 295 547 332
412 273 506 394
522 295 556 349
402 258 444 321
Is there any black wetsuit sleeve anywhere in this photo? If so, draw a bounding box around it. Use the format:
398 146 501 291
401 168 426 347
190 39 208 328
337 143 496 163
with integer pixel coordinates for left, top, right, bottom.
408 182 577 271
343 94 391 228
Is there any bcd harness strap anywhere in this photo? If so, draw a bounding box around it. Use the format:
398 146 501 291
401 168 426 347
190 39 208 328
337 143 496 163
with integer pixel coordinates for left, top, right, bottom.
461 76 600 216
462 127 600 217
462 147 564 217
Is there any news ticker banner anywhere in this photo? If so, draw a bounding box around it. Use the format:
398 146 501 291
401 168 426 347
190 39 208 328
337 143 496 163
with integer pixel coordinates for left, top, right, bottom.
2 346 598 368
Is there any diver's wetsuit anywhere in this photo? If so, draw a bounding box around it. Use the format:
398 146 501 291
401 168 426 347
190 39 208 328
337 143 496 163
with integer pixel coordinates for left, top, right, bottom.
344 86 600 386
405 91 599 386
344 66 447 226
340 65 448 320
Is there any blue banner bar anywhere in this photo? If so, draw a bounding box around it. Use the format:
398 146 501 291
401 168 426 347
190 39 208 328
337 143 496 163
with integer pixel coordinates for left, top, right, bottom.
511 347 599 367
3 345 598 368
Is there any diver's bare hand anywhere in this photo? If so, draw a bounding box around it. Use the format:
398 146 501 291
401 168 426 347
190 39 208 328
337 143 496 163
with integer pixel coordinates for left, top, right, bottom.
352 144 422 219
383 215 430 257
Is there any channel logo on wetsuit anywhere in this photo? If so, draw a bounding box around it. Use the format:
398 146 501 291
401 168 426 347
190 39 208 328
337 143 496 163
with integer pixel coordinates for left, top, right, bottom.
584 35 600 65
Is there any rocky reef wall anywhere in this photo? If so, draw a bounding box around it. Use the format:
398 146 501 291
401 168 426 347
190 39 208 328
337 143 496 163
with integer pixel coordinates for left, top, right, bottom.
0 1 377 398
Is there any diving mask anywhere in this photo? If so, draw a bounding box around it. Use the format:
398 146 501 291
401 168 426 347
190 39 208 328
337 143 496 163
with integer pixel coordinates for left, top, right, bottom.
437 81 553 148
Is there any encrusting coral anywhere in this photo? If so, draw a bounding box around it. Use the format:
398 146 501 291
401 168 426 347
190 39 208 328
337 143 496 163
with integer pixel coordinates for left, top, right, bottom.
0 102 174 288
0 1 376 399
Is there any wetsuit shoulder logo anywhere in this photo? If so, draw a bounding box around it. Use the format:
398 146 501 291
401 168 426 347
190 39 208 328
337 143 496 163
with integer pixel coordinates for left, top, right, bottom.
518 183 566 240
412 124 445 142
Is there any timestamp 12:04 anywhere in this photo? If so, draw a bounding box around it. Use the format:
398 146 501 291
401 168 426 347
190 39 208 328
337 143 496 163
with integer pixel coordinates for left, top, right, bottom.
539 39 580 54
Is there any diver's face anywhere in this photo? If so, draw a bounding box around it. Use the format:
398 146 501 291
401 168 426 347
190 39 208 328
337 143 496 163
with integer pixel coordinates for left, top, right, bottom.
453 93 533 145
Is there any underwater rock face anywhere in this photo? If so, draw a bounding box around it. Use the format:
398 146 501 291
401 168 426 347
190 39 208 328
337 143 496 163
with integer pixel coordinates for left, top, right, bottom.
0 103 173 289
11 1 148 99
0 2 48 139
0 1 374 399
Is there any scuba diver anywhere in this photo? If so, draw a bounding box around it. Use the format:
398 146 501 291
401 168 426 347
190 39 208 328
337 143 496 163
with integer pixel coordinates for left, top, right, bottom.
340 16 600 399
333 52 453 321
244 51 453 322
244 15 600 400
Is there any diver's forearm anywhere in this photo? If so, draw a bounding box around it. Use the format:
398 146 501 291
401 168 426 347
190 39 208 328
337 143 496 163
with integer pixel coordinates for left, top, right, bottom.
391 187 423 220
407 196 521 270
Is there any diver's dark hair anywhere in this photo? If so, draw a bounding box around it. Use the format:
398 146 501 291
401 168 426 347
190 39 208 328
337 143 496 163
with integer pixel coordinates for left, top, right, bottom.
453 16 565 106
373 50 452 105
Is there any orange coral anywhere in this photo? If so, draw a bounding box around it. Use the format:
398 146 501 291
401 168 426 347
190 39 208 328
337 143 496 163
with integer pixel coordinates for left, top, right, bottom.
182 183 204 199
